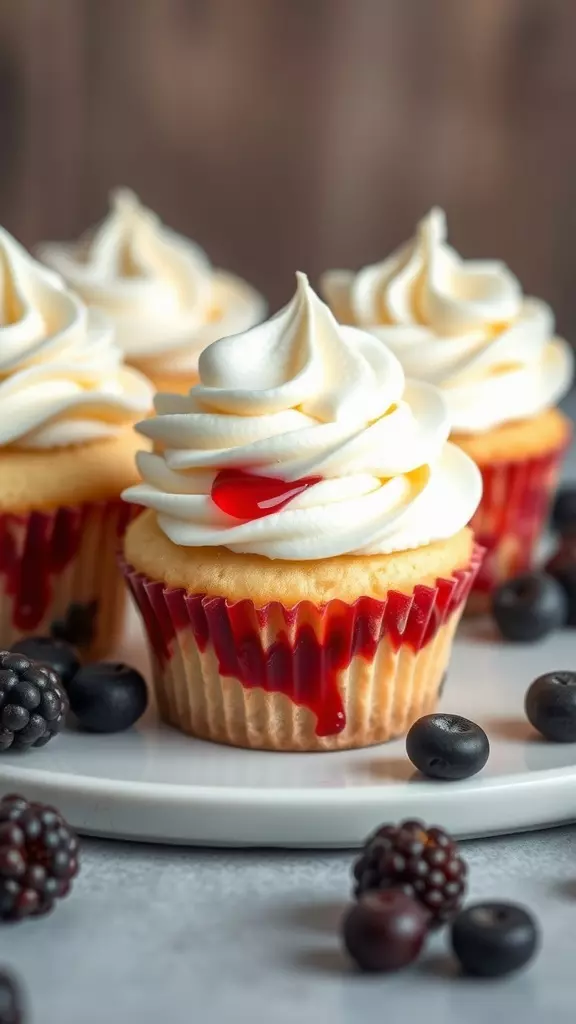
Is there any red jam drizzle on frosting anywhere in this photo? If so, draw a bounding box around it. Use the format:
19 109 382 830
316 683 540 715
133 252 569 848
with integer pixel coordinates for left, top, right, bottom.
211 469 322 521
128 551 481 736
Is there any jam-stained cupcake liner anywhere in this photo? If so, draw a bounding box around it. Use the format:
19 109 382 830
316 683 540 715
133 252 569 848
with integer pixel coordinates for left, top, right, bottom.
467 444 569 611
0 500 135 660
122 545 483 752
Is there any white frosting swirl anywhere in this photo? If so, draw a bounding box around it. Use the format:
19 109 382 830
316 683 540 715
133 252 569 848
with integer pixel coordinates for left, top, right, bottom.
38 190 266 379
321 208 574 434
123 274 481 560
0 227 153 449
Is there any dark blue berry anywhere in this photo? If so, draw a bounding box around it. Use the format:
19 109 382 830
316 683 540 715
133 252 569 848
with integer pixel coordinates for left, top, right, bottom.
451 902 539 977
492 572 567 642
525 671 576 742
67 662 147 733
406 714 489 780
551 487 576 538
0 969 24 1023
343 890 429 972
51 600 98 649
10 636 79 688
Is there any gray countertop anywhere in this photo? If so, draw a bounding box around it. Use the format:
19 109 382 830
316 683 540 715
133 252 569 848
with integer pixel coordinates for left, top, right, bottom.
4 828 576 1023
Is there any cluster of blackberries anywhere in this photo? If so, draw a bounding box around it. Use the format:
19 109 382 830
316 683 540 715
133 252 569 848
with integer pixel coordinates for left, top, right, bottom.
344 819 539 978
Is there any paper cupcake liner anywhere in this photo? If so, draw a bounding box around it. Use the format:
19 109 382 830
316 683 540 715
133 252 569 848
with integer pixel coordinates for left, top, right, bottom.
122 545 483 752
0 500 135 660
468 445 567 608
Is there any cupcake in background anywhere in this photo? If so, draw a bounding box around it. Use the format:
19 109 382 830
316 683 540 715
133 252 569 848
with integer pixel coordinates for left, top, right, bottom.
0 226 153 658
122 273 482 752
38 189 266 395
321 208 574 610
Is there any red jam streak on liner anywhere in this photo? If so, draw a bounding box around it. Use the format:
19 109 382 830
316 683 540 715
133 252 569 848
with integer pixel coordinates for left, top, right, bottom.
471 449 564 594
211 469 322 521
127 547 482 737
0 502 134 632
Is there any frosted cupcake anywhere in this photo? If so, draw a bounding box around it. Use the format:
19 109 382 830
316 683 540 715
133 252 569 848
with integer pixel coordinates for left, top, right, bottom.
0 226 153 658
38 190 266 394
321 209 574 608
122 274 482 751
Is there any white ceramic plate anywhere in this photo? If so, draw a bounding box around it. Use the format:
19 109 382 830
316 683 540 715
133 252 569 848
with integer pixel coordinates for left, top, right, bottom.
0 602 574 848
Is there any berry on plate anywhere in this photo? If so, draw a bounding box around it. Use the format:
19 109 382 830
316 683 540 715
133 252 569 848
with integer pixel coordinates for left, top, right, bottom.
492 572 567 642
342 890 429 973
67 662 147 733
0 794 80 922
10 637 79 688
353 820 467 926
451 901 539 978
406 714 489 781
525 671 576 742
0 653 68 752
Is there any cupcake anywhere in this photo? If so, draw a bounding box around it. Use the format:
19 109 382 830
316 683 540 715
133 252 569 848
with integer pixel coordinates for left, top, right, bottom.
122 273 482 751
38 189 266 395
0 226 153 658
321 208 574 609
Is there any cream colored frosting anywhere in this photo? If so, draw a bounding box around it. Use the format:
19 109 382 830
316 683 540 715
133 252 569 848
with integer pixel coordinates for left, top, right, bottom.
123 273 481 560
321 208 574 434
0 227 153 449
38 190 266 380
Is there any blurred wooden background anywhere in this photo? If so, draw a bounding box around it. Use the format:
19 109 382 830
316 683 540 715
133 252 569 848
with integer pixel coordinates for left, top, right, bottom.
1 0 576 340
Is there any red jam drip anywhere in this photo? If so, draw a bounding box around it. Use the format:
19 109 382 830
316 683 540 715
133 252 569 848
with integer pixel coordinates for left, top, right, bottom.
0 502 132 635
211 469 322 521
471 450 560 594
129 554 480 737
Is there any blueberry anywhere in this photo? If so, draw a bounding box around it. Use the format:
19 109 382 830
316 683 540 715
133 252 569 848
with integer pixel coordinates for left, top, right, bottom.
525 671 576 742
492 572 567 642
51 600 98 649
10 636 80 687
67 662 148 733
406 714 489 780
342 890 429 973
0 968 24 1022
551 486 576 537
451 901 539 977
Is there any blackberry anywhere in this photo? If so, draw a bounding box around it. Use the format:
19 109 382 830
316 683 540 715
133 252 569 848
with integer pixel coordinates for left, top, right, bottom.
0 970 24 1023
0 794 80 922
0 652 68 752
353 819 467 926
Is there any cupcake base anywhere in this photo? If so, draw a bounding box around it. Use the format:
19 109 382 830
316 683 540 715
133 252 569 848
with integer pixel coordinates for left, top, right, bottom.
122 517 482 751
0 430 146 657
130 591 466 751
452 408 572 610
0 501 134 660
